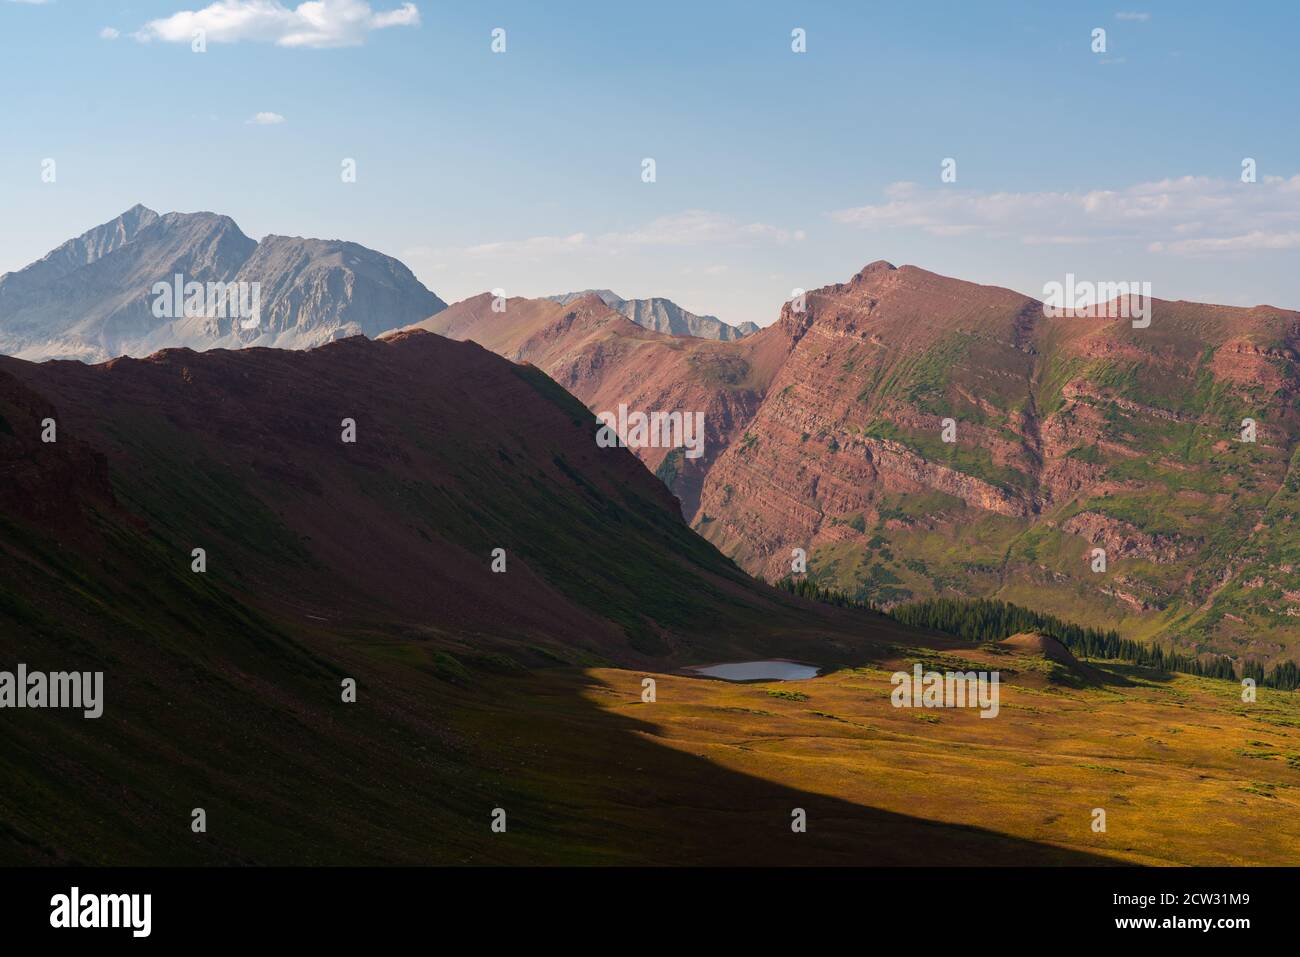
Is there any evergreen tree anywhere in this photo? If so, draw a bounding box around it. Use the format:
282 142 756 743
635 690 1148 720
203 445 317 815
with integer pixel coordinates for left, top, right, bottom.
772 583 1300 691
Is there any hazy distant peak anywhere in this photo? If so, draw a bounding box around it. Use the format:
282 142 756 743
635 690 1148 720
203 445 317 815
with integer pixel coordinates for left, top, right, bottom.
155 209 248 232
561 291 621 313
4 204 161 283
119 203 159 225
546 289 755 340
0 207 445 362
548 289 625 309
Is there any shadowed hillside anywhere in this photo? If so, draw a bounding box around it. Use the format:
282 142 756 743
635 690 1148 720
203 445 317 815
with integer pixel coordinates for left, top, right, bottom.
0 329 922 863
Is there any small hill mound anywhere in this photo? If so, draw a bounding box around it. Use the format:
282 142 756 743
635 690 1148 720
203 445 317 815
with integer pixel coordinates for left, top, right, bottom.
995 632 1113 687
999 632 1076 665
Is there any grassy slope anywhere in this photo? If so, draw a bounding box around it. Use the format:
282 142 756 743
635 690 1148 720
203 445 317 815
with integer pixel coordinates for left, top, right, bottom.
466 650 1300 865
798 301 1300 663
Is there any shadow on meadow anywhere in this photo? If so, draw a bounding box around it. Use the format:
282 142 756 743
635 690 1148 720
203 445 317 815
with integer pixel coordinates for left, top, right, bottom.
456 667 1125 866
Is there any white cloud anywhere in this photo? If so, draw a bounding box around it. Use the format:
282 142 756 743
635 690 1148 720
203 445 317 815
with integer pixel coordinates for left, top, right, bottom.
135 0 420 49
99 27 120 40
830 174 1300 256
247 111 286 124
1115 11 1151 21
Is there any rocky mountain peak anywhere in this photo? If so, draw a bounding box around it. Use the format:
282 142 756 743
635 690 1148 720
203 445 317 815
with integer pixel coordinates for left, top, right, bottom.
851 260 898 283
0 207 445 361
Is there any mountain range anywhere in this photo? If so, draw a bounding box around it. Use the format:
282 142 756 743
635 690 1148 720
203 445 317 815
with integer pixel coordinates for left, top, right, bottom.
0 205 446 362
6 208 1299 666
419 262 1300 666
0 207 753 361
546 289 759 340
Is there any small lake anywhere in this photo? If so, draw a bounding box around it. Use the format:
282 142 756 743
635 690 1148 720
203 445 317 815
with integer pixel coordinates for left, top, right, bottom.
684 660 820 682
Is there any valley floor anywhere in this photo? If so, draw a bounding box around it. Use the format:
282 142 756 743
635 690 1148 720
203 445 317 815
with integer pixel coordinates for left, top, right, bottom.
455 656 1300 866
7 626 1297 866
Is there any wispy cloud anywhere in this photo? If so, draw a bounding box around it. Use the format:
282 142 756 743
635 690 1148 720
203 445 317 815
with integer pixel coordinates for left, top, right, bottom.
1150 231 1300 255
99 27 120 40
600 211 806 247
247 111 286 125
830 175 1300 256
426 211 804 263
461 233 588 258
135 0 420 49
1115 11 1152 21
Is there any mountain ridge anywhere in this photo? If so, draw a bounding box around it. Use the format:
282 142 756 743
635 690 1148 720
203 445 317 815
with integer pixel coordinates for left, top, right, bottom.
0 326 897 667
547 288 760 340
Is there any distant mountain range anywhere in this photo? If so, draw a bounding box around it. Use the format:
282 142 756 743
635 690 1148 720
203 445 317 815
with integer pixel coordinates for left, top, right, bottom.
421 263 1300 665
0 208 758 362
547 289 759 340
0 205 447 362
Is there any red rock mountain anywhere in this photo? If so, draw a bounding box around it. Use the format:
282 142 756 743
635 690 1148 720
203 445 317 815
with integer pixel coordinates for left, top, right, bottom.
418 263 1300 664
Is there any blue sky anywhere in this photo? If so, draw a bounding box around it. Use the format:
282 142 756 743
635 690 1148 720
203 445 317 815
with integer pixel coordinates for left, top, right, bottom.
2 0 1298 326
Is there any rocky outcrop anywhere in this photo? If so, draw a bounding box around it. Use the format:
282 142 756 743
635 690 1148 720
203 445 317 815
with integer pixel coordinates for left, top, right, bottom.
1061 511 1197 564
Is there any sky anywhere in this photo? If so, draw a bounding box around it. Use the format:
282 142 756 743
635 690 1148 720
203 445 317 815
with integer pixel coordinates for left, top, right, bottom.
2 0 1298 327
